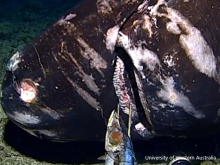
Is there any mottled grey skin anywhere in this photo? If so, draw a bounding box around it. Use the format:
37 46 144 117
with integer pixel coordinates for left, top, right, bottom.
2 0 220 142
1 0 144 142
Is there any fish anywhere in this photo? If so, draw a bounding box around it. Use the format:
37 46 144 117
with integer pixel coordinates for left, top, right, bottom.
99 105 137 165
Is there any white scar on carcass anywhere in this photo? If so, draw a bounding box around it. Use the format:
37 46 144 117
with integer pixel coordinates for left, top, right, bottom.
7 111 41 126
65 74 101 111
147 0 218 78
117 32 161 78
57 13 77 24
7 51 21 72
21 128 38 137
105 25 120 53
22 128 58 139
66 51 100 95
163 54 176 68
37 129 58 138
76 37 107 76
149 0 217 79
135 122 153 139
157 77 205 119
165 7 217 78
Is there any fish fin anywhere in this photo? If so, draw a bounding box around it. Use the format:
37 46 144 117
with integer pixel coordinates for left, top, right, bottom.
97 154 106 160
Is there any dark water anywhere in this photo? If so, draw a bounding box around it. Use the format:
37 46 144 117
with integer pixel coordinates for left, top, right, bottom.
4 120 220 164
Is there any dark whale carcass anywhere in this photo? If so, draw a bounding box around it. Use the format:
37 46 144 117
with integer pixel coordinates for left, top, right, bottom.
1 0 145 142
116 0 220 138
1 0 220 142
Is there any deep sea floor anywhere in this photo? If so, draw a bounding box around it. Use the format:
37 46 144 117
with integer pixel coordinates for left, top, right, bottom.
1 0 220 165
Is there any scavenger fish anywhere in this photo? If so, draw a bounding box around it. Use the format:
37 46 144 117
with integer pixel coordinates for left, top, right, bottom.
100 106 137 165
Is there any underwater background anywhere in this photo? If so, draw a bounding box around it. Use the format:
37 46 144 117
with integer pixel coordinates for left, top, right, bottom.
0 0 220 165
